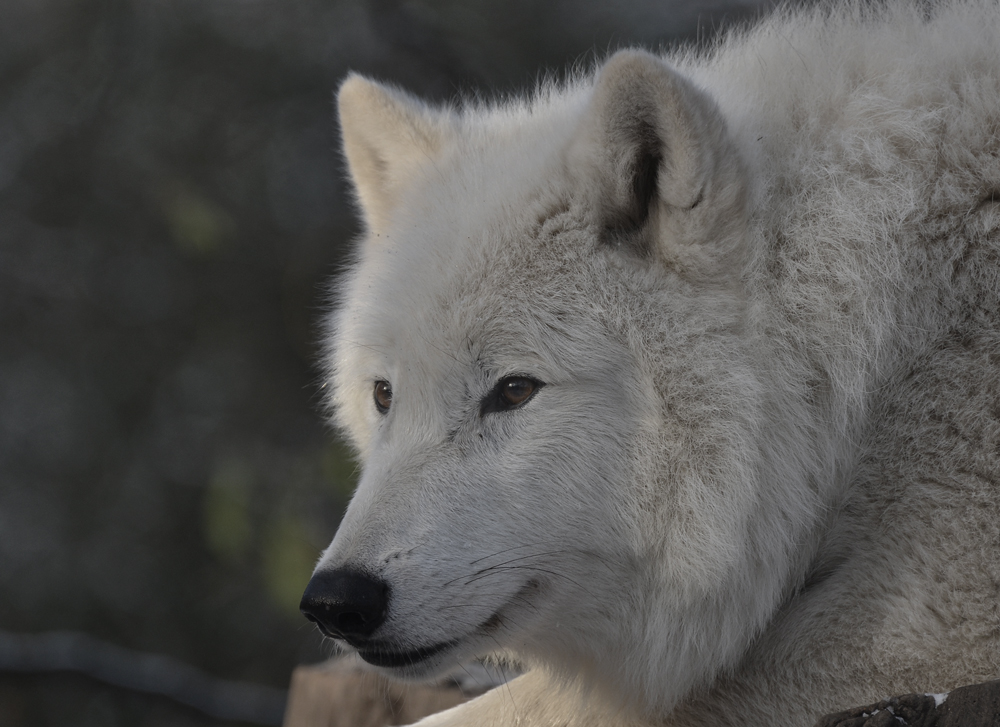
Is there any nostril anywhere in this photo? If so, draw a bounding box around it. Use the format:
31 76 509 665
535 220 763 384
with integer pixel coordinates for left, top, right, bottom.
335 612 368 634
299 568 389 641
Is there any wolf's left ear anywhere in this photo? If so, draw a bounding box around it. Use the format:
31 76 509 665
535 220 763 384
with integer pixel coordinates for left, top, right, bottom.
570 50 747 276
338 75 455 235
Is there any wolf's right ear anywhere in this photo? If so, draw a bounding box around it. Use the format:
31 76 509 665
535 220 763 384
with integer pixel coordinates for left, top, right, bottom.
338 75 455 235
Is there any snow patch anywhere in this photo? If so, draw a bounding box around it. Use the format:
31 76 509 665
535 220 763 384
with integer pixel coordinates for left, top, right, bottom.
926 692 949 707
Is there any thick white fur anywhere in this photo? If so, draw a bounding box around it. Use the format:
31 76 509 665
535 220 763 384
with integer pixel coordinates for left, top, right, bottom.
319 2 1000 725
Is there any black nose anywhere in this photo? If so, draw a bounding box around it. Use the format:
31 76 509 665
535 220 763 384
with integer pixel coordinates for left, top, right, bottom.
299 569 389 641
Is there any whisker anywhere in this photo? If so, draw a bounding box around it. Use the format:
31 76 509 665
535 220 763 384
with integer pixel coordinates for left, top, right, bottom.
471 550 575 575
468 540 565 566
464 564 585 590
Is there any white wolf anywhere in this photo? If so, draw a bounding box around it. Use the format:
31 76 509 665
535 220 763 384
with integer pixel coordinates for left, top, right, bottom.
300 2 1000 725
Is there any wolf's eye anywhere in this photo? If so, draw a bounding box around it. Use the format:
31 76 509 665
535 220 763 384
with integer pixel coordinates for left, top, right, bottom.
480 376 543 416
501 377 536 406
373 380 392 413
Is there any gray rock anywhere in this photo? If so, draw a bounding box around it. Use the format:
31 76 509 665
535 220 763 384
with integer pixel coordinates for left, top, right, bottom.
816 680 1000 727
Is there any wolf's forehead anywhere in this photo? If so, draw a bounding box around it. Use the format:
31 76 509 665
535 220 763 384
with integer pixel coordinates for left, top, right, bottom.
352 237 581 349
343 216 595 385
357 183 589 323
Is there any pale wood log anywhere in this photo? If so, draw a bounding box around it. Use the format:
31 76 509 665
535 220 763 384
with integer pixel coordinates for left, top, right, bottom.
283 656 468 727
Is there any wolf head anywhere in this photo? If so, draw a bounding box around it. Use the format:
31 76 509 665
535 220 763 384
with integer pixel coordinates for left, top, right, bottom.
303 50 802 713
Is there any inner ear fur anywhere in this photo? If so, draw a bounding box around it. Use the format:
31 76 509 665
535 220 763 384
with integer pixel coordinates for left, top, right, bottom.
338 75 456 235
570 50 748 276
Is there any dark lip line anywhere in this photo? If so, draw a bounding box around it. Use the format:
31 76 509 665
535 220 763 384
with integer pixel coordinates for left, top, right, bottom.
356 603 508 669
357 639 455 668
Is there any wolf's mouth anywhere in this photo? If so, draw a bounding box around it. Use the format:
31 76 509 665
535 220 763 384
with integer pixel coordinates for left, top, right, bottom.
357 639 455 667
357 579 541 669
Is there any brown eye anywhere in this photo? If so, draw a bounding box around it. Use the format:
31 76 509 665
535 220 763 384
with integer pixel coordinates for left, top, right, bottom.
501 377 536 406
373 380 392 413
480 376 543 416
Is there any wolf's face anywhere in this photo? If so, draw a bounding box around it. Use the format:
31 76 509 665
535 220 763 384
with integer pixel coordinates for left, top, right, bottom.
305 51 762 705
311 174 648 677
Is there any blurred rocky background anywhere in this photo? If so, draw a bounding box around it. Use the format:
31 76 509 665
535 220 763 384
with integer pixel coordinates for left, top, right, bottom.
0 1 772 725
